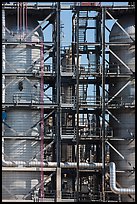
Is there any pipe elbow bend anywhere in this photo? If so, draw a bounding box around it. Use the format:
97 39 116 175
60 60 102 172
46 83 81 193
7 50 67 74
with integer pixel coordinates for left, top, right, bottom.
109 162 135 195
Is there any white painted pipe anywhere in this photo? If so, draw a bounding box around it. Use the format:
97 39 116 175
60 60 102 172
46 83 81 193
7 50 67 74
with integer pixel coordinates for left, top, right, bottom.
26 161 103 169
44 161 103 169
2 9 6 105
109 162 135 195
2 157 103 169
2 144 135 195
2 137 102 168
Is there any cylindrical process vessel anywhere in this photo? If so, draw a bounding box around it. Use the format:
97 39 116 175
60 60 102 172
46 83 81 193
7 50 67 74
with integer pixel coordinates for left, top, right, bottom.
2 171 40 200
2 9 6 105
4 139 40 162
109 14 135 202
3 13 43 200
109 14 135 103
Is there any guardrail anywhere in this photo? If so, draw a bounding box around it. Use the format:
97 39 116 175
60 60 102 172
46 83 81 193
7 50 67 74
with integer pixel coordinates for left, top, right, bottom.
45 126 113 139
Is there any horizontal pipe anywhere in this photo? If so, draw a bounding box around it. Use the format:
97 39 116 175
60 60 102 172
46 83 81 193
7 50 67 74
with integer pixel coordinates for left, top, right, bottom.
2 160 24 167
2 138 102 169
45 162 103 169
109 162 135 195
2 160 103 169
2 161 135 195
2 140 135 195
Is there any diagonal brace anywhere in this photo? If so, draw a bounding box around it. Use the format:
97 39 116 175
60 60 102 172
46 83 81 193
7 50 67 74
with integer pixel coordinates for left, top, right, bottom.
23 11 55 41
106 10 135 42
108 47 134 73
106 78 133 105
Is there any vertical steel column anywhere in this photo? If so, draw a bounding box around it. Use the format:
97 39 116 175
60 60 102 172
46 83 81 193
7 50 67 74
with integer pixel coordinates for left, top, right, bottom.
19 2 22 32
72 13 75 69
56 2 61 202
17 2 19 32
2 9 5 105
76 10 80 202
56 0 61 169
22 2 25 33
96 14 101 169
101 7 106 202
72 13 76 130
40 41 44 200
25 2 28 32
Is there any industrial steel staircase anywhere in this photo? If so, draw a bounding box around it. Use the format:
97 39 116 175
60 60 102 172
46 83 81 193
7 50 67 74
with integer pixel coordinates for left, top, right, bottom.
79 11 88 50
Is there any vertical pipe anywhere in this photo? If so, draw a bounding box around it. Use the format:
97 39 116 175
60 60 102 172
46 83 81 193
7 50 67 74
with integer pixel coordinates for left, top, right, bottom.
101 7 106 202
72 13 76 131
76 11 80 202
17 2 19 32
72 14 75 67
25 2 28 33
19 1 22 41
56 2 61 202
2 9 5 105
40 41 44 200
19 2 22 32
22 2 25 33
56 1 61 169
2 8 6 138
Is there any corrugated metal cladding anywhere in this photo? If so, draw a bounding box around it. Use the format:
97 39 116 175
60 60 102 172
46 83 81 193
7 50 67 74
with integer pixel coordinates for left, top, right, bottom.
2 2 135 202
4 139 40 161
2 171 40 200
5 44 40 72
3 10 43 200
109 13 135 202
4 109 40 136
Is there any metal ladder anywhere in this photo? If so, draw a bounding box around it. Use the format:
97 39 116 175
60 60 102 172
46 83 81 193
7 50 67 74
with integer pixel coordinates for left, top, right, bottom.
79 83 88 101
79 11 88 50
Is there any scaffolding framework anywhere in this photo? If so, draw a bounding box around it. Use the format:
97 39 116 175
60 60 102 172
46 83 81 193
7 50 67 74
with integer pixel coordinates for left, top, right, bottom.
2 2 135 202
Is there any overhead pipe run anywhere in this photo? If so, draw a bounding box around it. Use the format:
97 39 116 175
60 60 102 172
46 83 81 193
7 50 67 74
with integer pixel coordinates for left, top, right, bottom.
2 158 104 169
2 137 103 168
2 151 135 195
109 162 135 195
44 162 104 169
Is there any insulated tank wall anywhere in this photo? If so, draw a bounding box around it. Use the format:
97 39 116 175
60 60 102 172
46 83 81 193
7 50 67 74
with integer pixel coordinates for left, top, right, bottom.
2 172 40 200
2 14 43 200
109 14 135 202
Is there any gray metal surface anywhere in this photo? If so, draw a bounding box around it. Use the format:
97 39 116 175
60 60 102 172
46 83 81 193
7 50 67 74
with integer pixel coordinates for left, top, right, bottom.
3 14 43 200
109 162 135 194
4 109 40 136
4 139 40 161
109 14 135 201
109 14 135 98
2 171 40 200
2 9 6 104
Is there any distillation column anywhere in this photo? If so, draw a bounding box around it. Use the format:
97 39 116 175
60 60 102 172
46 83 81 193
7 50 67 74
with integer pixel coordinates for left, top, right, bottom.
109 13 135 202
2 7 44 200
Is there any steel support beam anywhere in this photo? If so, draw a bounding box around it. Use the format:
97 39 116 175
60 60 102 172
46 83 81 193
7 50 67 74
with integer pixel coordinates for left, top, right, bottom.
108 47 133 73
106 78 133 105
56 1 61 169
23 11 55 41
101 7 106 202
106 10 135 43
56 2 61 202
106 141 124 160
76 10 80 202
